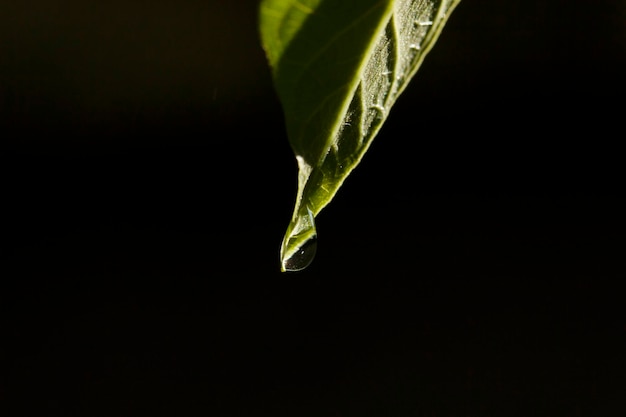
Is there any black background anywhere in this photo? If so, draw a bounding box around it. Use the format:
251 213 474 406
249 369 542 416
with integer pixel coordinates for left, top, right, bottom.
3 0 626 416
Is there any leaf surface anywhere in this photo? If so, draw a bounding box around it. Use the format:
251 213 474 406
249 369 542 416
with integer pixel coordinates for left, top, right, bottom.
259 0 461 271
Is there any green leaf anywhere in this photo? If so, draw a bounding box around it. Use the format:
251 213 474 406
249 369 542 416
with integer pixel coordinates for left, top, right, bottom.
259 0 461 271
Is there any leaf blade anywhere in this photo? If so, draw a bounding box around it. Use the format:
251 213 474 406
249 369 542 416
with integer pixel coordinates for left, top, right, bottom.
259 0 461 271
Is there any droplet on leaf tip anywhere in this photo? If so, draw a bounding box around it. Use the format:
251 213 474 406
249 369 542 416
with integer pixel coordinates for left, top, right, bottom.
281 236 317 272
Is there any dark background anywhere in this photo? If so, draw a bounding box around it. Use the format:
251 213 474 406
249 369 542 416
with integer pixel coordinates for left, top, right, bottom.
2 0 626 415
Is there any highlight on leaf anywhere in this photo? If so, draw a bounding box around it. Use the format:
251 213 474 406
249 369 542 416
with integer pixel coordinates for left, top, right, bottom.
259 0 461 271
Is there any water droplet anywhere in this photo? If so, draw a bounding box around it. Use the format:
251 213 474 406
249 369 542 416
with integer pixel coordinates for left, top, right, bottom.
282 235 317 272
280 206 317 272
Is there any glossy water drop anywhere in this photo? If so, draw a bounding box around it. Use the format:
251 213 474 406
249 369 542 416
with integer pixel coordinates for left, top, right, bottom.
280 206 317 272
282 235 317 272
